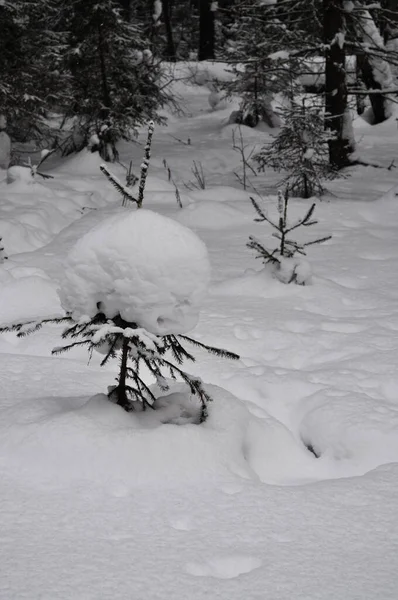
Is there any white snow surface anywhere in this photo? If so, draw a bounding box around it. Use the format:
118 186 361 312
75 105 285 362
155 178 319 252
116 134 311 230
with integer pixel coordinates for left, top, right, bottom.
1 65 398 599
60 208 211 334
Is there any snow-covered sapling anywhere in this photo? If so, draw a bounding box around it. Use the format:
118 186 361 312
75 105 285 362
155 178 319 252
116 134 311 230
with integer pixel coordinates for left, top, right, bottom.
0 210 238 422
255 104 339 198
232 126 258 191
247 190 331 285
100 121 154 207
137 120 155 207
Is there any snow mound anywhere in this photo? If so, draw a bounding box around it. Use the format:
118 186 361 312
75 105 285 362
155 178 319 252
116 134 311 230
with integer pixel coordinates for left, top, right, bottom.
56 148 107 176
300 392 398 473
0 383 320 489
175 200 251 229
60 209 211 334
0 276 62 326
0 176 108 255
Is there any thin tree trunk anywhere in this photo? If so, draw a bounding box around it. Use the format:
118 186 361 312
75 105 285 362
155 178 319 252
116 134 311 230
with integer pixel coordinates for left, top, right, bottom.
323 0 354 168
198 0 215 60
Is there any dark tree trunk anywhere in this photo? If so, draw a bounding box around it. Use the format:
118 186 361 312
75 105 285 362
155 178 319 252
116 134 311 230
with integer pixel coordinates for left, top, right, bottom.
162 0 176 60
115 337 131 411
198 0 215 61
350 7 391 124
356 53 386 123
323 0 354 168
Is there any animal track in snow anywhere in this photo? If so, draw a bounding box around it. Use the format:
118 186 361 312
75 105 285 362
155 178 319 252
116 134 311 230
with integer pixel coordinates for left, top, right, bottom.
185 554 262 579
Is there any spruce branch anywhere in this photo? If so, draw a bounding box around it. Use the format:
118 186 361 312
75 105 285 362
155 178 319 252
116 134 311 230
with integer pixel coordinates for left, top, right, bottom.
100 164 138 205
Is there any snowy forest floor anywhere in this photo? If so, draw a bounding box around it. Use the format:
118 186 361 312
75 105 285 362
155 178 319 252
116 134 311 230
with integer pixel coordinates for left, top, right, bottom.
1 64 398 599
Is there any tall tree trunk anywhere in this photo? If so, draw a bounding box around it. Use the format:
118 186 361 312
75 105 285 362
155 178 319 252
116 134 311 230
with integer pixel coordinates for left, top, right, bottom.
323 0 354 168
198 0 215 61
351 4 394 123
162 0 176 60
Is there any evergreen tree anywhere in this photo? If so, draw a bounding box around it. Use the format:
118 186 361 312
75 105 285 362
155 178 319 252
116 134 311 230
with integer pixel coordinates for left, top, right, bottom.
0 313 238 420
63 0 168 157
0 0 68 143
222 0 311 128
255 103 339 198
247 190 331 285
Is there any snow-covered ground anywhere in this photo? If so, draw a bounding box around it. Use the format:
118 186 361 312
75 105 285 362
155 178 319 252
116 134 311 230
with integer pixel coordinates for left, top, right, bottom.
1 64 398 599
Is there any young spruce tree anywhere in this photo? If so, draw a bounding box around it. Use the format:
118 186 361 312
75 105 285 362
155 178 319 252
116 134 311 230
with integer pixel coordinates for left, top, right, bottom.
247 190 331 285
255 103 339 198
0 125 239 422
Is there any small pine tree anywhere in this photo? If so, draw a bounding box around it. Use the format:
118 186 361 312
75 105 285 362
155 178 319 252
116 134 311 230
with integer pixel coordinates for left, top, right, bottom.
0 312 238 422
247 190 331 285
255 103 339 198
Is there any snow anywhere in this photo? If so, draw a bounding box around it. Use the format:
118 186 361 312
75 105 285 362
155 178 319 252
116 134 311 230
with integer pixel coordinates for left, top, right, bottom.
343 0 354 11
0 275 62 326
60 208 211 334
175 200 252 229
152 0 162 21
2 64 398 599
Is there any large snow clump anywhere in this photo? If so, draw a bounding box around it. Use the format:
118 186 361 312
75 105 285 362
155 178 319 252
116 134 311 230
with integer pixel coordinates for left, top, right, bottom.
60 209 211 335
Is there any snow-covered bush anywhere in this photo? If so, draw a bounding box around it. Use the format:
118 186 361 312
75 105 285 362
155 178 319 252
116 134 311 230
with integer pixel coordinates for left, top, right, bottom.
1 209 238 419
247 190 331 285
255 103 339 198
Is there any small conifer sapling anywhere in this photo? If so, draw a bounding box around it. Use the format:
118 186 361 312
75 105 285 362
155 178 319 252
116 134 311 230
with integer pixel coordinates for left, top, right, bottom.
0 313 238 422
247 190 331 284
255 103 339 198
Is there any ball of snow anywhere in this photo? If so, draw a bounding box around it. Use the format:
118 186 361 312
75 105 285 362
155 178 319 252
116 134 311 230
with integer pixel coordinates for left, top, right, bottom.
60 209 211 335
7 165 34 185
